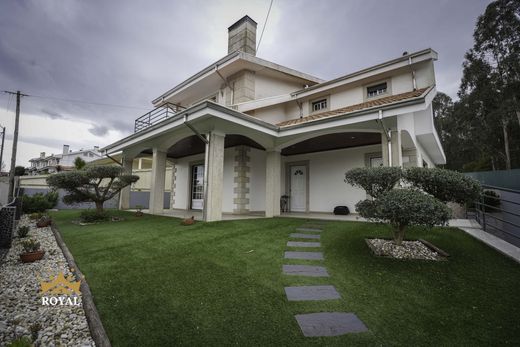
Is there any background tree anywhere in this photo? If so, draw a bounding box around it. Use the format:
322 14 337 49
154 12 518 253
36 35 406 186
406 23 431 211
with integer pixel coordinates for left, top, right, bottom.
14 166 26 176
74 156 86 170
47 166 139 214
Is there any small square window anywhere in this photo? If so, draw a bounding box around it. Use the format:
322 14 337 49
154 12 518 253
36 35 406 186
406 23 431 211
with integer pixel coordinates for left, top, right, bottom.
311 99 327 112
367 82 387 98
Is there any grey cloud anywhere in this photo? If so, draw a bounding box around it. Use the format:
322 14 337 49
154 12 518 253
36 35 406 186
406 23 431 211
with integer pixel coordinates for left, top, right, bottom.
88 124 109 137
41 108 65 119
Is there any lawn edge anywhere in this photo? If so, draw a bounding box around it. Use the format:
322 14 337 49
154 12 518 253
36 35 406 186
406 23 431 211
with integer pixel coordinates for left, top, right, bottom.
51 223 112 347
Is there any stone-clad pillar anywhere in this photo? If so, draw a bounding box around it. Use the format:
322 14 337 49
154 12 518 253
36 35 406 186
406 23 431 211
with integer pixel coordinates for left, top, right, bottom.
233 146 250 214
265 150 281 218
169 162 177 210
381 133 390 167
149 148 167 214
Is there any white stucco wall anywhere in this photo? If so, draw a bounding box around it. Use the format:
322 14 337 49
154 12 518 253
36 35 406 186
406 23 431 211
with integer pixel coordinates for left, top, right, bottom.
249 147 266 212
255 72 303 100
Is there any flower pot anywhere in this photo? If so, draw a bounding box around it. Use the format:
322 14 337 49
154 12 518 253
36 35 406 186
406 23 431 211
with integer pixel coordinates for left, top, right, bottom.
20 250 45 263
36 220 52 228
135 211 143 217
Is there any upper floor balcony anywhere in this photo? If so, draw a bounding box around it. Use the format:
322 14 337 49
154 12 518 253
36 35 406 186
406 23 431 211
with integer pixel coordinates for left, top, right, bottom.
134 103 185 133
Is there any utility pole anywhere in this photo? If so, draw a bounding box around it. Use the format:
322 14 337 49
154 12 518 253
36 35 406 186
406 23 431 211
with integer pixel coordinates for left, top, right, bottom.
0 125 5 173
5 90 27 202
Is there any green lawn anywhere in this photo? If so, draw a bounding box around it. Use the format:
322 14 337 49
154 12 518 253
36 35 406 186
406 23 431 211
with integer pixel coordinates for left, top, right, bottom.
51 210 520 346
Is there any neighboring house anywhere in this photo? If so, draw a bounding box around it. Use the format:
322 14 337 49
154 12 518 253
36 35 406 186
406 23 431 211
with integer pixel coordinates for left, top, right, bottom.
28 145 102 175
103 15 445 221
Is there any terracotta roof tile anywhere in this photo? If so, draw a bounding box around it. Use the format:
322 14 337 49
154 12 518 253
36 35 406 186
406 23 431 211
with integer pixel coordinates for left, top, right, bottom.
277 87 430 127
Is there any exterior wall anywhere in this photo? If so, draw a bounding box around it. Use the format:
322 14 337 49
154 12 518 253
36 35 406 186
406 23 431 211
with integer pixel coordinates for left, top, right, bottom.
249 104 286 125
282 144 382 213
249 148 266 212
255 73 303 100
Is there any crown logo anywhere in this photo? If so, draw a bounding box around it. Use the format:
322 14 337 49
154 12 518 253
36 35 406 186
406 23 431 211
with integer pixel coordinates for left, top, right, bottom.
40 272 81 295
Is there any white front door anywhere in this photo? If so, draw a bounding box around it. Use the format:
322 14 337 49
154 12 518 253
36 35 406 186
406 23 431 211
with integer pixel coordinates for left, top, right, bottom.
290 165 307 212
191 164 204 210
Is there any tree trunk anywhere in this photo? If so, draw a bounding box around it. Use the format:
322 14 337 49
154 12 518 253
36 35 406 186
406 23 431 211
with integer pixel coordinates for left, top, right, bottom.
95 201 104 214
393 225 406 246
502 119 511 170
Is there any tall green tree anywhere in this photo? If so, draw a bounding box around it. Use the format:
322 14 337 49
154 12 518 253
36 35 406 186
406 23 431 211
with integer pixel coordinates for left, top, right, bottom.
459 0 520 170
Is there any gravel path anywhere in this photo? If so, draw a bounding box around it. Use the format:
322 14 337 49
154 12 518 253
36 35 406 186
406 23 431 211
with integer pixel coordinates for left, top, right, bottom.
0 216 95 347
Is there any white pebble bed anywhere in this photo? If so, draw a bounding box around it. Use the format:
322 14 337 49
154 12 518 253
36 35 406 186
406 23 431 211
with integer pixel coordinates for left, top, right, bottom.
0 216 95 346
368 238 442 260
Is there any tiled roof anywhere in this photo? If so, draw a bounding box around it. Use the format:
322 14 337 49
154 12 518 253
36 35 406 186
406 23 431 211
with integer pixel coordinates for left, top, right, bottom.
277 87 430 127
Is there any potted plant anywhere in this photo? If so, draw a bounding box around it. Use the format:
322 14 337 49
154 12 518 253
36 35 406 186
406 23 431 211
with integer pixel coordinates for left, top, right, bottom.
36 215 52 228
135 205 144 217
20 238 45 263
17 225 30 238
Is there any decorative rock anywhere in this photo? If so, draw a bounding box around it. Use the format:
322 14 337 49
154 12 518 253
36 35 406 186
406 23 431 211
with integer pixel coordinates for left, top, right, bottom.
282 265 329 277
287 241 321 248
284 251 324 260
289 233 320 239
295 312 368 336
285 285 341 301
366 238 443 260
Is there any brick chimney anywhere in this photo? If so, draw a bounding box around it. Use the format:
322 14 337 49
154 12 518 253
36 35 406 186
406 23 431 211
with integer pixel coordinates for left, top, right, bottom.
228 15 257 56
62 144 70 155
40 152 45 158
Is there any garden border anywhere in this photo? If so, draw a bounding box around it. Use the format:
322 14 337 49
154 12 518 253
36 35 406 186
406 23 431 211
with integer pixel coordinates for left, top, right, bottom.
365 237 449 261
51 224 112 347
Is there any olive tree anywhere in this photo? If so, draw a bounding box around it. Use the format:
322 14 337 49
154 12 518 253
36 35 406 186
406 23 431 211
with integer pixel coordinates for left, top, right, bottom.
47 166 139 214
345 167 480 245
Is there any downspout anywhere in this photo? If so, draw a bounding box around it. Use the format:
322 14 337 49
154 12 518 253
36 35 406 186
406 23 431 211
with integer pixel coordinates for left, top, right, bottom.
409 56 417 91
105 151 122 166
216 66 234 105
377 109 392 166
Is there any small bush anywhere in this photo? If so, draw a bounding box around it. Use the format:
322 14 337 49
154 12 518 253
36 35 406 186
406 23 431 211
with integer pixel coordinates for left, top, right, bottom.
17 226 30 238
80 210 110 223
7 337 32 347
29 212 43 220
21 238 41 253
22 191 59 214
345 167 402 198
403 167 481 204
468 190 501 212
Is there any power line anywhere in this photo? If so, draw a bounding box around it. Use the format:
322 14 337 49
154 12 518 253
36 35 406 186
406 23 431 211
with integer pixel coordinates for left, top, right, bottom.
27 93 149 110
257 0 274 53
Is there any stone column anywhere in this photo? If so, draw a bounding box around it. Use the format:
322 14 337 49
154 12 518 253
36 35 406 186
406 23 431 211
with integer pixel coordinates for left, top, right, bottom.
381 133 390 167
265 150 281 218
119 155 133 210
204 132 225 222
169 161 177 210
390 130 403 167
233 146 250 214
149 148 167 214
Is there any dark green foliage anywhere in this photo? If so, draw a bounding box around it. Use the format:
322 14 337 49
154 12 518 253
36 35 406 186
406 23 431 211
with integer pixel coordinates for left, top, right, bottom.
80 210 110 223
29 212 43 220
17 225 30 238
14 166 26 176
469 189 502 212
21 238 41 253
344 167 401 198
403 167 482 204
22 192 59 213
7 337 32 347
46 166 139 213
74 156 86 170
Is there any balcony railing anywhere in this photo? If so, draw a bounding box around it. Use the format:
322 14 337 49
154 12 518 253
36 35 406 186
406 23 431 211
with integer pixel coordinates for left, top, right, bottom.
134 103 185 133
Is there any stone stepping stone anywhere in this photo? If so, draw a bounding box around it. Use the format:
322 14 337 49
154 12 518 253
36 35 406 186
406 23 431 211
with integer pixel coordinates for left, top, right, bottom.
296 227 322 232
295 312 368 337
290 233 320 239
283 265 329 277
284 251 324 260
287 241 321 248
285 285 341 301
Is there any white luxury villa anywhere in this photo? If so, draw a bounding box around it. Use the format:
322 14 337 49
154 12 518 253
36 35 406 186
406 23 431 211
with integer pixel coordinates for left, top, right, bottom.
103 15 445 221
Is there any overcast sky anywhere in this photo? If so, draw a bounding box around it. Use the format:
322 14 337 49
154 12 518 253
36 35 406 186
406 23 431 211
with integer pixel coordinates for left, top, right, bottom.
0 0 491 170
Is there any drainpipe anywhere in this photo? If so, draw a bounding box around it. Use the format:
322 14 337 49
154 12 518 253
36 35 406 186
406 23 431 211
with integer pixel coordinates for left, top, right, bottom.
377 109 392 166
105 151 122 166
216 67 234 105
408 56 417 91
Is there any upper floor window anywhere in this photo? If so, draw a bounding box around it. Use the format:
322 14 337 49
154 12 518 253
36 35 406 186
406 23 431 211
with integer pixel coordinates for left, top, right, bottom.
311 99 327 112
367 82 387 98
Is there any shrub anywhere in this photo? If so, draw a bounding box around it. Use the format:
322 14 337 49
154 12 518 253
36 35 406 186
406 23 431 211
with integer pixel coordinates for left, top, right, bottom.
468 189 501 212
17 226 30 238
80 210 110 223
21 238 41 253
7 337 32 347
344 167 401 198
22 191 59 214
29 212 43 220
403 167 481 204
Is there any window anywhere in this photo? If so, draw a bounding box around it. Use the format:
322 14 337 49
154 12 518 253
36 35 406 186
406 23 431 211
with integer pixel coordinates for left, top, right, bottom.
367 82 387 98
311 99 327 112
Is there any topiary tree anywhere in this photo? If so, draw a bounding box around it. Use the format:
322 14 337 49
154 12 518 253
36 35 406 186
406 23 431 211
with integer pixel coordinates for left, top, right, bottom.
14 166 26 176
346 166 480 246
403 167 481 204
344 167 401 198
74 157 86 170
46 166 139 214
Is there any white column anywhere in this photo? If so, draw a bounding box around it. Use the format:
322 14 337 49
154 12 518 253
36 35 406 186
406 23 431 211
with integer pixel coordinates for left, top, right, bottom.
390 130 403 167
149 148 167 214
265 150 281 218
119 155 133 210
204 132 225 222
381 133 390 167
